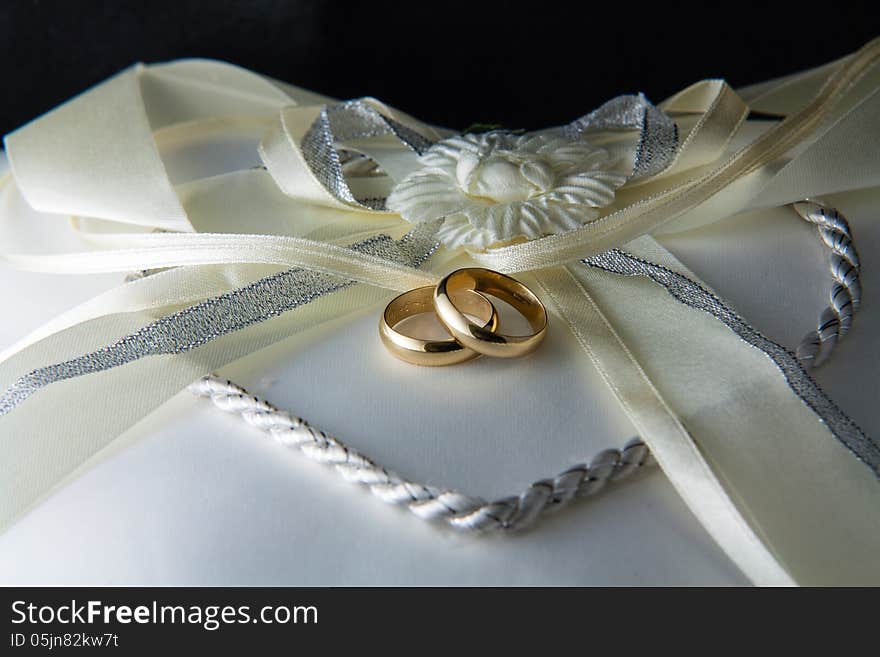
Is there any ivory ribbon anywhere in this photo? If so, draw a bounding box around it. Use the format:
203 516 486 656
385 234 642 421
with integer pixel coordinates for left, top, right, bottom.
2 40 880 584
532 266 794 585
2 232 438 291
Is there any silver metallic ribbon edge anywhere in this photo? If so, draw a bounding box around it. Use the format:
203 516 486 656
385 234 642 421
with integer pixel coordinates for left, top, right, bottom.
0 224 441 416
564 93 679 178
306 93 679 213
583 249 880 476
301 99 435 211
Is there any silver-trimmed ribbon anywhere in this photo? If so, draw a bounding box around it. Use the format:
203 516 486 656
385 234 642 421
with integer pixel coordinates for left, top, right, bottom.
583 249 880 476
300 99 436 210
0 223 441 416
564 93 679 178
300 93 678 212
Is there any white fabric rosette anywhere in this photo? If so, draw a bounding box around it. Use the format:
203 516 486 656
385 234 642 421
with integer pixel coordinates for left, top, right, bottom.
2 39 880 585
387 131 629 249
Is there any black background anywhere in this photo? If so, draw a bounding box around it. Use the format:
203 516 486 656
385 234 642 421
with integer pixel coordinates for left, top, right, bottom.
0 1 878 136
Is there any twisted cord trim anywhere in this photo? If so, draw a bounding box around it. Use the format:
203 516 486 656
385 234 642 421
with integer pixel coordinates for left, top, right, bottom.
791 200 862 369
188 375 654 533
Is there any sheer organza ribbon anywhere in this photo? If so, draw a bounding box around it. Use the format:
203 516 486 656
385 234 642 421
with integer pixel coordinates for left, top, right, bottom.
3 38 880 585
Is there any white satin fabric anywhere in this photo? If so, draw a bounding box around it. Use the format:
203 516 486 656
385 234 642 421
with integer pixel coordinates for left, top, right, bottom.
2 46 880 585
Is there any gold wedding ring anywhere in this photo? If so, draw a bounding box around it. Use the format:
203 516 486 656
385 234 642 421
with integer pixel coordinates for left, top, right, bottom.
380 285 499 366
433 268 548 359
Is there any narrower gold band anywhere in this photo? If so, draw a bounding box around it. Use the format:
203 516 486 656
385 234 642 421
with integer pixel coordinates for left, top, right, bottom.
379 285 498 366
433 268 548 358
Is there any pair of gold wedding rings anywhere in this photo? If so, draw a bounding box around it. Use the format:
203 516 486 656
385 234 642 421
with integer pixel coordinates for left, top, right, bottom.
380 268 548 366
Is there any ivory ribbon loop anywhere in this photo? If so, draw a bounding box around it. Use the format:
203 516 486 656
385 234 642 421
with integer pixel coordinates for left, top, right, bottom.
3 57 318 233
659 79 749 175
4 66 190 232
260 98 440 210
260 105 356 210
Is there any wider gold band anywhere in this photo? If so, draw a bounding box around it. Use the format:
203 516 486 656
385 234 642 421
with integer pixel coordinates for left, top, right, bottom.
433 268 548 359
380 285 498 366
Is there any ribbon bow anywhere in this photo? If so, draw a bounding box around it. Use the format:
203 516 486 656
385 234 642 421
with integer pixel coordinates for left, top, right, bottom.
3 39 880 585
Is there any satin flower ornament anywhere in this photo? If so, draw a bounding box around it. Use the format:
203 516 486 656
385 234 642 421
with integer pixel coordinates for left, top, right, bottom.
387 129 628 250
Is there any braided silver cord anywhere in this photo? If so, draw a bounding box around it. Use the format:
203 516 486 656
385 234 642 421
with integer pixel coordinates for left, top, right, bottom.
791 200 862 368
188 375 654 533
